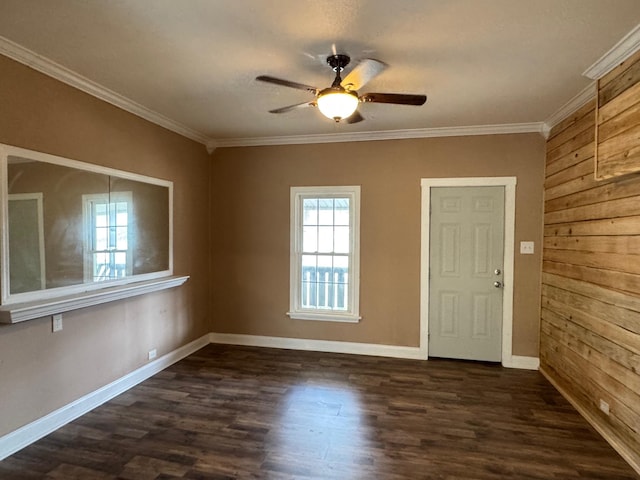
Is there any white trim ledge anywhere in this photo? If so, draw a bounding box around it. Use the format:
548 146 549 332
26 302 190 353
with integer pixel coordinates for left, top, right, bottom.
0 275 189 324
0 333 209 462
286 312 361 323
210 332 426 360
540 366 640 476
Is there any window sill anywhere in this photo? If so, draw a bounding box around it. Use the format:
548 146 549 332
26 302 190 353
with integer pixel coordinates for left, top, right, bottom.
287 311 361 323
0 275 189 324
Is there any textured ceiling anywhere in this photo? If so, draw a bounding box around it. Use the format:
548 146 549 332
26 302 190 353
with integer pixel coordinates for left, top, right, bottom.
1 0 640 145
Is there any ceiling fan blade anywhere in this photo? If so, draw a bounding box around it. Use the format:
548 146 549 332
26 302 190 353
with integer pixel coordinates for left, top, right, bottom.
269 101 316 114
341 59 387 91
360 92 427 105
256 75 318 94
346 111 364 124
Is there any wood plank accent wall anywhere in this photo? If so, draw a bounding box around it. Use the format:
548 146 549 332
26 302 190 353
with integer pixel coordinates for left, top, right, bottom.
595 49 640 180
542 96 640 471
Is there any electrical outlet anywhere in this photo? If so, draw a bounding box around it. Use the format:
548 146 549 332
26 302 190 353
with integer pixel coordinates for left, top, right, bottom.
520 241 535 254
148 349 157 360
52 314 63 332
599 399 610 415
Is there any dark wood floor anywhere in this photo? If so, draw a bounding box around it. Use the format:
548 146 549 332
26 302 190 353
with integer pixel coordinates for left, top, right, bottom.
1 344 638 480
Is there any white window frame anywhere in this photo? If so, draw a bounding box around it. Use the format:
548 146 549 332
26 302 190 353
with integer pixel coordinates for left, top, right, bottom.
287 185 361 323
82 191 133 283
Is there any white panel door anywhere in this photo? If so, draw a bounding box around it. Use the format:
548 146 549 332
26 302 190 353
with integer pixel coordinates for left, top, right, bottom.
429 186 504 361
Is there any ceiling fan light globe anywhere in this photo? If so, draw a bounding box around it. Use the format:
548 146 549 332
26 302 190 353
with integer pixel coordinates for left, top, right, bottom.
317 90 359 121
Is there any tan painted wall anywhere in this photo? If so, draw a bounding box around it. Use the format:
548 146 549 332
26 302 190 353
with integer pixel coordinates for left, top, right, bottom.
210 134 545 356
0 56 210 436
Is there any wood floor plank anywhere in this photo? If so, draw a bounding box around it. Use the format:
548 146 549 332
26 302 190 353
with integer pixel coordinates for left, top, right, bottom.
0 344 638 479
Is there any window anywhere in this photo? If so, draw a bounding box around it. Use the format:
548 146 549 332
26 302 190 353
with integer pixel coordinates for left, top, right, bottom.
83 192 133 282
288 186 360 322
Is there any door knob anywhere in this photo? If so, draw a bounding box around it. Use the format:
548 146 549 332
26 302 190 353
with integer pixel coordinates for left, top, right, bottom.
494 281 503 288
494 269 501 275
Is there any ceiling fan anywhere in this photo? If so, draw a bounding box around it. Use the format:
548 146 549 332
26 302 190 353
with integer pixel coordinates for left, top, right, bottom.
256 54 427 123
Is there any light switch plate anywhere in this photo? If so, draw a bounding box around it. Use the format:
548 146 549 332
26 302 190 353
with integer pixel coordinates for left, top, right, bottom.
52 314 63 332
520 241 534 254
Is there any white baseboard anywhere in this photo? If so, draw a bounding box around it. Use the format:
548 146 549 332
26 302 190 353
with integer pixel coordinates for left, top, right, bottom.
0 333 210 461
540 366 640 476
210 333 540 371
209 332 427 360
503 355 540 370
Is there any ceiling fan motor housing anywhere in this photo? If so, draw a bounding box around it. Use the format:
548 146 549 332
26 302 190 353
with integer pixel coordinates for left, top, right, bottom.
327 54 351 72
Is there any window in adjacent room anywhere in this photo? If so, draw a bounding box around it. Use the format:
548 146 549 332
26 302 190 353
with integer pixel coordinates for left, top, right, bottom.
288 186 360 322
83 192 133 282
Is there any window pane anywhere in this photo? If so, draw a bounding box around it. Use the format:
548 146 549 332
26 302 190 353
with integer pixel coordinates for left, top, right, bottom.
114 251 126 265
318 198 334 225
301 254 318 308
301 266 315 284
94 252 110 280
116 211 128 227
109 226 117 248
301 281 316 308
95 227 108 250
303 199 318 225
95 211 108 228
318 226 334 253
302 254 317 269
95 202 107 214
316 255 333 268
333 255 348 278
116 227 128 250
316 255 333 309
317 254 332 274
331 255 348 311
95 252 109 265
334 198 350 226
302 226 317 253
334 226 349 253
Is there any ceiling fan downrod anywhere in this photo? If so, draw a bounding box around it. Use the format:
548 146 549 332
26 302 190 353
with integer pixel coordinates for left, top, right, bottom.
327 54 350 88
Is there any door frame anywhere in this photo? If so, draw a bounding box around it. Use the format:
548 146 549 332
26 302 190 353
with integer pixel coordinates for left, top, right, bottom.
420 177 517 366
8 193 46 291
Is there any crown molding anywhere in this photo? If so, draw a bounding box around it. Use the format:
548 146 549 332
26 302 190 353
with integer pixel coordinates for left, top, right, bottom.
542 82 596 135
0 36 211 147
583 23 640 79
213 122 545 148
